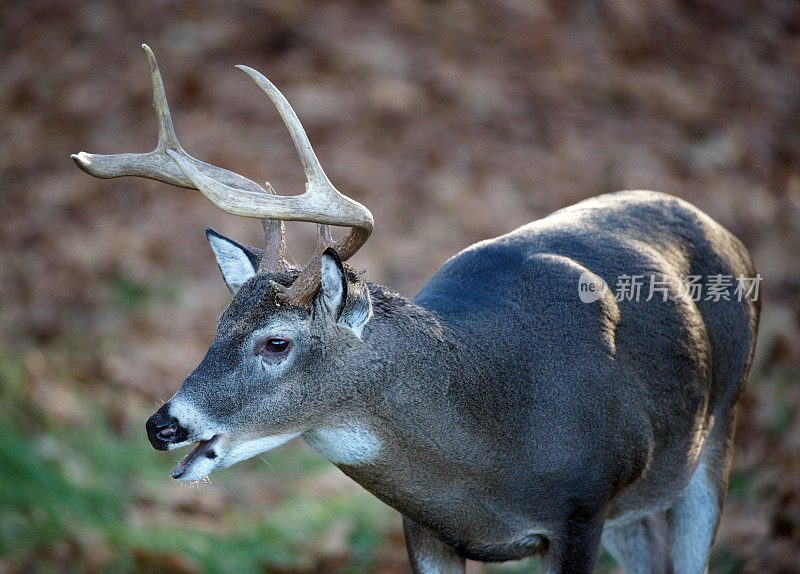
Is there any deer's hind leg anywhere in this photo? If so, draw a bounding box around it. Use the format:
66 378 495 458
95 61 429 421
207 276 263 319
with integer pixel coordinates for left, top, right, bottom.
667 411 736 574
601 512 672 574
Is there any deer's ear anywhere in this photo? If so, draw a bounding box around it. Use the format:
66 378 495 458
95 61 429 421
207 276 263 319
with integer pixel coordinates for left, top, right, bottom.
317 248 372 339
205 228 260 294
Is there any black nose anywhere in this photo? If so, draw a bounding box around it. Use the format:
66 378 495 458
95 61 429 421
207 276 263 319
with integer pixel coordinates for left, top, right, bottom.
146 405 188 451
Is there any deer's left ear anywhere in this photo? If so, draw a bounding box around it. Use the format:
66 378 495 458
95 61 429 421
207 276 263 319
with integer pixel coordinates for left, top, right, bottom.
206 228 261 294
317 248 372 339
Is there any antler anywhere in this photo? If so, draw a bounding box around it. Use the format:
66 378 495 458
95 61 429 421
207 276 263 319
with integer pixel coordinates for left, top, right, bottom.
72 44 373 307
258 186 286 275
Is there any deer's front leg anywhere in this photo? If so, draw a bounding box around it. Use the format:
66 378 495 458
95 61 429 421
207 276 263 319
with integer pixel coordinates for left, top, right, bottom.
542 508 606 574
403 516 465 574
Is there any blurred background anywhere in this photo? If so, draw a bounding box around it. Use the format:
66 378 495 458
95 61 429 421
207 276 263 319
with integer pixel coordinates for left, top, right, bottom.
1 1 798 572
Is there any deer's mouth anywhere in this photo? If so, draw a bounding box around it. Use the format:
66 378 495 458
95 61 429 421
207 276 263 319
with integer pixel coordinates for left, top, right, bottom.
164 429 301 482
171 434 221 480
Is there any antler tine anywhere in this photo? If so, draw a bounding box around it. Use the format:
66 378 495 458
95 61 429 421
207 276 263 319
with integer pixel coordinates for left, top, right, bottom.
316 224 335 254
234 66 328 192
71 44 268 196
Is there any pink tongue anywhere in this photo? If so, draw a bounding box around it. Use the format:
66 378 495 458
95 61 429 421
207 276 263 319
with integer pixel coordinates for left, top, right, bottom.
172 439 211 479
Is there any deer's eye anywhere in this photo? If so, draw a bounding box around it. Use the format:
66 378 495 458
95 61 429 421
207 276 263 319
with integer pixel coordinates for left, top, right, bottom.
257 338 291 355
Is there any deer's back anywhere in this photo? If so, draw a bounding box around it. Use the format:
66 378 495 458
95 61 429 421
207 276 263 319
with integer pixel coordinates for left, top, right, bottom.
413 190 758 518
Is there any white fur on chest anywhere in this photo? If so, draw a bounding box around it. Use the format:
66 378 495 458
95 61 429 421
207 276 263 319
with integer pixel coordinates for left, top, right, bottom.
303 425 380 465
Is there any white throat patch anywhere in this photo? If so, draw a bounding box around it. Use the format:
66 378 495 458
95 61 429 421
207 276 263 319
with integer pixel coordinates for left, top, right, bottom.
303 425 380 465
225 433 301 467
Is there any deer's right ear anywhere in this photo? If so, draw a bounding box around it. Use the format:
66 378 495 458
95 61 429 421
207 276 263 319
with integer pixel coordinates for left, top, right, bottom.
205 228 261 294
317 248 373 339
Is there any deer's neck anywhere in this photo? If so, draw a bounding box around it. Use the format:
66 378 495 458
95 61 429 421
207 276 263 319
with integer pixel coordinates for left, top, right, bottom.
338 288 489 456
366 288 476 396
309 287 516 541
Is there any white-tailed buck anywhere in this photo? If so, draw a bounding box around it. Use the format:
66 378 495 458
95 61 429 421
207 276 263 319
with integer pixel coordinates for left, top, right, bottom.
73 45 760 574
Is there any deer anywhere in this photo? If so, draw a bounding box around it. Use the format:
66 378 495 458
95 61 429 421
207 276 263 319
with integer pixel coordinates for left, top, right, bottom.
73 45 760 574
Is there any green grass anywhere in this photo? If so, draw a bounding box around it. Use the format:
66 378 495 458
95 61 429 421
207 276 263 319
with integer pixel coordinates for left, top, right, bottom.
108 273 183 314
0 412 394 572
0 349 395 573
109 275 150 312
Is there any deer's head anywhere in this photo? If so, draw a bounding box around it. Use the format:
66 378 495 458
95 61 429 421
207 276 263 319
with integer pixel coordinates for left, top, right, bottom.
72 45 375 481
149 238 374 481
